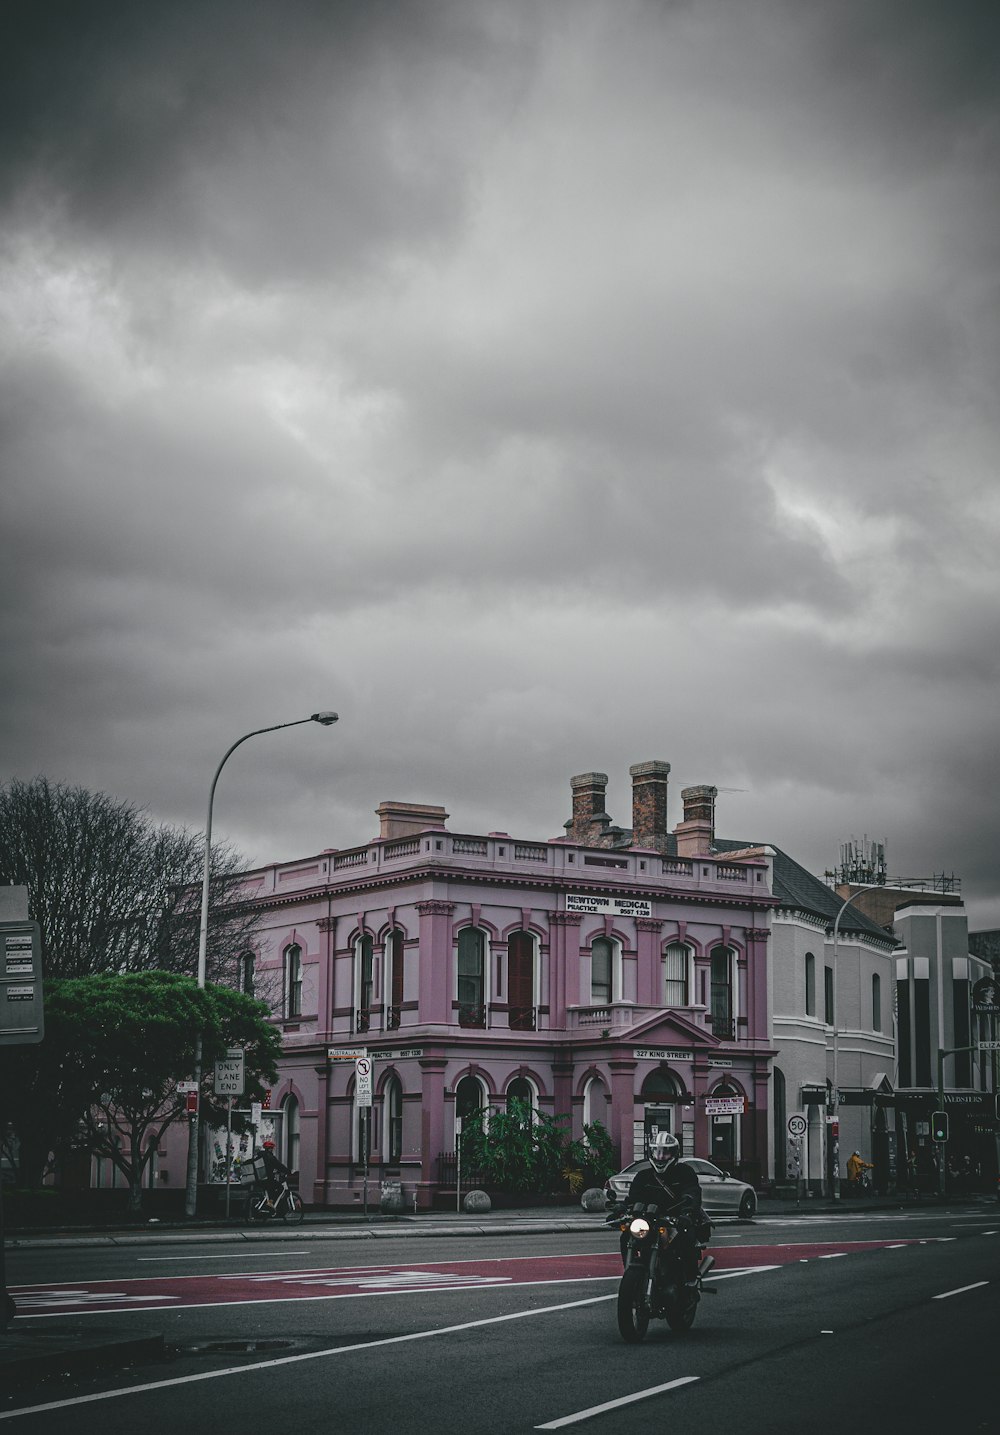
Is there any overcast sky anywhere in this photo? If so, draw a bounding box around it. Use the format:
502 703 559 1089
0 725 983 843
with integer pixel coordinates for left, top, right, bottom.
2 0 998 927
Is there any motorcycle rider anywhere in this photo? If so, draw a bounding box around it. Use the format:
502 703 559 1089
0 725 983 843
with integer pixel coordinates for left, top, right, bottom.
619 1131 705 1285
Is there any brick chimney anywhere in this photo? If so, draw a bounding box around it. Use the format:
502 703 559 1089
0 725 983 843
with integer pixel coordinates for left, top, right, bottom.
565 772 612 843
376 801 449 841
674 785 717 857
629 760 671 851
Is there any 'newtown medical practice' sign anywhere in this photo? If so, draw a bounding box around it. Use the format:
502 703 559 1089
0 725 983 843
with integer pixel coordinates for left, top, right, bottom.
566 893 652 918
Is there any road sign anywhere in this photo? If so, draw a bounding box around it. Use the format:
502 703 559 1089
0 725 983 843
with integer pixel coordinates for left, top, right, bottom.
1 919 44 1046
328 1046 368 1061
977 1041 1000 1051
176 1080 198 1093
355 1055 373 1108
214 1047 245 1097
787 1114 807 1137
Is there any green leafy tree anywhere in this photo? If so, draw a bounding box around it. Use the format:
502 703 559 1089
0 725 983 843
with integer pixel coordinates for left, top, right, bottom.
565 1120 617 1189
1 972 280 1208
459 1100 613 1195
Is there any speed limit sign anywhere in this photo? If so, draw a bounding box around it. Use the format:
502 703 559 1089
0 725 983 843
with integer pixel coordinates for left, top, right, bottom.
787 1114 807 1138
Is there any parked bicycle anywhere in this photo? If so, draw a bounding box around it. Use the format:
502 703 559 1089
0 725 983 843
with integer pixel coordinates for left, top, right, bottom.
249 1174 304 1223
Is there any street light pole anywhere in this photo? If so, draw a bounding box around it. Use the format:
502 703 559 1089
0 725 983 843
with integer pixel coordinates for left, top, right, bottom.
184 712 338 1219
830 887 878 1202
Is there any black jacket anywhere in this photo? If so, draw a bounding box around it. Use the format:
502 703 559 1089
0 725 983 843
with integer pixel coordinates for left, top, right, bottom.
626 1159 702 1217
262 1149 290 1185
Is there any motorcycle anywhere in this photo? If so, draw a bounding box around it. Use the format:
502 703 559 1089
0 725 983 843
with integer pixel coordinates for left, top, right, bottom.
607 1200 716 1342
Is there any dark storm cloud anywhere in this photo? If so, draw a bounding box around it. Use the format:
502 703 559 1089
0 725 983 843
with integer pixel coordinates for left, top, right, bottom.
2 0 998 925
0 0 532 280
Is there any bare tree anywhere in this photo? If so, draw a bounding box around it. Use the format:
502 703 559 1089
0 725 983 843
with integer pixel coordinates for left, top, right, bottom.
0 777 264 1185
0 776 260 981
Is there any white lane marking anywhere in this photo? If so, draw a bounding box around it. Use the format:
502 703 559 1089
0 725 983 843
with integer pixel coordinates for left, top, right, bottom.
224 1268 510 1289
818 1253 847 1259
932 1281 989 1300
703 1266 780 1280
12 1275 620 1321
12 1291 180 1310
137 1252 309 1262
535 1377 700 1429
0 1292 615 1421
886 1244 907 1249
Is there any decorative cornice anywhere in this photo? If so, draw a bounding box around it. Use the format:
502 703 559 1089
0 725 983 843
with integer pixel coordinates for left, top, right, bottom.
747 928 770 941
415 900 456 916
234 865 783 918
636 917 664 932
317 917 335 932
548 911 584 926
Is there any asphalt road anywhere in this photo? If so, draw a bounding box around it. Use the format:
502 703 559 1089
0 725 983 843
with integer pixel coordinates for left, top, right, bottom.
4 1206 998 1433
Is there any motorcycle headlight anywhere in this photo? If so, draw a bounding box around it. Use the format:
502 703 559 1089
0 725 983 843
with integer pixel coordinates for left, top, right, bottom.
628 1217 650 1237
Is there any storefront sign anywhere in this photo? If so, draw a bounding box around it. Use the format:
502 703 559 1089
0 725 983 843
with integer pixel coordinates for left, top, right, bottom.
372 1048 424 1059
567 894 653 918
705 1097 745 1115
328 1047 368 1060
707 1058 733 1067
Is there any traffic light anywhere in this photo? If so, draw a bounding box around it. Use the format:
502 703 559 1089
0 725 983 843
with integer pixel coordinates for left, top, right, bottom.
931 1110 949 1142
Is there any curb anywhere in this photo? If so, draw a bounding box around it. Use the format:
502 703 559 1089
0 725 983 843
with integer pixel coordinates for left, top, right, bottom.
0 1326 165 1390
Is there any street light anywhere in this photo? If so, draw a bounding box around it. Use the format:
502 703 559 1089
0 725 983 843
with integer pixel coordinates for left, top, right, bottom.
184 712 338 1218
829 889 874 1201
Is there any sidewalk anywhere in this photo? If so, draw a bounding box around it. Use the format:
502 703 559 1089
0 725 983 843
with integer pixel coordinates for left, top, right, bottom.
3 1191 990 1392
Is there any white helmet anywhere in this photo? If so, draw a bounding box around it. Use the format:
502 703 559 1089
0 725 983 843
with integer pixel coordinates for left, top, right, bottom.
649 1131 680 1173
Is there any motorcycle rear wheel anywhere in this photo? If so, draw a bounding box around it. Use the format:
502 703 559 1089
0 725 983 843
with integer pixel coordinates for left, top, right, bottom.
617 1267 651 1343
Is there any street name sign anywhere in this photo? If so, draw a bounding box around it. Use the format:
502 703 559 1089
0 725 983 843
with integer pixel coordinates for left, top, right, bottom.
213 1047 245 1097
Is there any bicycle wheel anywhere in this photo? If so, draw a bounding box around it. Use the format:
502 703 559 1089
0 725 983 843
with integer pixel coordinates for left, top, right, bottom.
282 1189 304 1223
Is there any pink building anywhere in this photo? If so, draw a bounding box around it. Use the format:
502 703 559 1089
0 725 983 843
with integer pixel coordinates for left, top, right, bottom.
206 762 778 1208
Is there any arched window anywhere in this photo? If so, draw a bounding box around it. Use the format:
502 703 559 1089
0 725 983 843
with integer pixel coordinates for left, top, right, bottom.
710 945 735 1038
455 1074 487 1144
457 928 487 1027
355 935 374 1032
805 952 816 1016
871 972 881 1032
591 937 613 1005
283 944 302 1018
663 942 691 1007
385 1075 403 1164
506 1075 536 1121
582 1076 609 1130
507 930 536 1030
386 929 405 1029
239 951 256 999
282 1095 300 1174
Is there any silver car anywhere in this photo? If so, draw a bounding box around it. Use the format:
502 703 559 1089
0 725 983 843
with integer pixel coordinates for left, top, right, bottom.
604 1156 757 1219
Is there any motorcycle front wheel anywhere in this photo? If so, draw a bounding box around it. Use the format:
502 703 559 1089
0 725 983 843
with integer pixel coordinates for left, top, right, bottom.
617 1266 651 1343
665 1288 698 1334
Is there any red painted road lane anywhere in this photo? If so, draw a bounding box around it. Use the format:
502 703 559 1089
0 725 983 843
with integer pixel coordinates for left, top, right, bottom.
10 1241 921 1318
